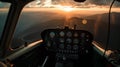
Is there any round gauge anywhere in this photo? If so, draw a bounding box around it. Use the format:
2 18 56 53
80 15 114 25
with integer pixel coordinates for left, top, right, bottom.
73 39 79 44
66 38 72 43
59 31 65 37
74 32 78 37
66 32 72 37
66 45 71 50
59 38 64 43
86 39 89 42
73 45 79 50
59 44 64 49
81 33 85 37
49 32 55 38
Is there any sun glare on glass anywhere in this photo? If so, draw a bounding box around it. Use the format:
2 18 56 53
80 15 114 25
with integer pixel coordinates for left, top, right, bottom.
57 6 74 12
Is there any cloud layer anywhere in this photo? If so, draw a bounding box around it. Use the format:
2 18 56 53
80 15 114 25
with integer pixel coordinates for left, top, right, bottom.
0 0 120 7
85 0 120 6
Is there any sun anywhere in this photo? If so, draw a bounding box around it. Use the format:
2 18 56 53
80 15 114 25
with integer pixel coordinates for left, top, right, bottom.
57 5 74 12
62 6 74 12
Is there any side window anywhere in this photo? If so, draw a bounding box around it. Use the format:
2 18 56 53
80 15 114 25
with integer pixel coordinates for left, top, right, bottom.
0 2 10 39
94 9 120 50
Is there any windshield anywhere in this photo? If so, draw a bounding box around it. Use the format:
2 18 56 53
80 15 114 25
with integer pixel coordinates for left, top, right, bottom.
10 0 120 50
0 2 10 39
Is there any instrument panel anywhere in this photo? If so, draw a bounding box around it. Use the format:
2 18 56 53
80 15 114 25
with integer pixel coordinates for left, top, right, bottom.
41 28 93 61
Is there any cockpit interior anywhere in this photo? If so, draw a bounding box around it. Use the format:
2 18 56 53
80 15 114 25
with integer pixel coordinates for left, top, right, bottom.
0 0 120 67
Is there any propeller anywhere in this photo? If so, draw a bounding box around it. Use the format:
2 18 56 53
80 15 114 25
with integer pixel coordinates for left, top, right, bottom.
74 0 86 2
